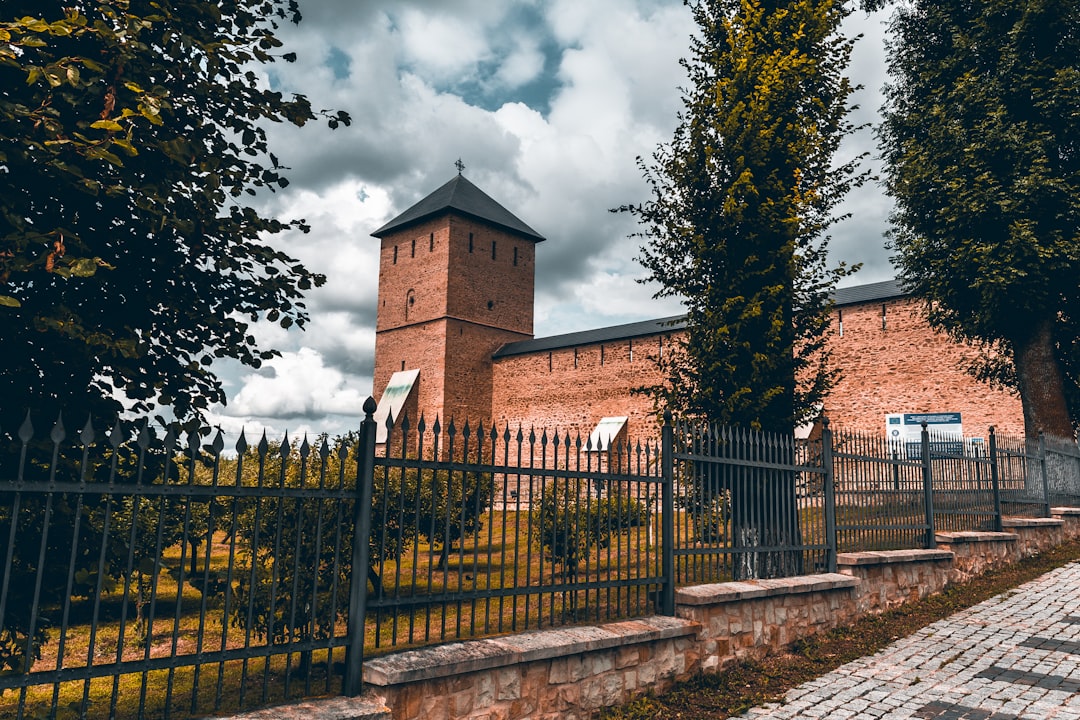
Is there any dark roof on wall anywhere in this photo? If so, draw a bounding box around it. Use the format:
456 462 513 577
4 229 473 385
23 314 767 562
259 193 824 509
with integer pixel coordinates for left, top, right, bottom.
833 279 905 306
372 174 545 242
494 315 687 358
494 279 908 358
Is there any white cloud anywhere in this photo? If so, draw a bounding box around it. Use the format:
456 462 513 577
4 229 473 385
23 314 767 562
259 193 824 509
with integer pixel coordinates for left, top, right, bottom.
202 0 895 432
227 348 369 419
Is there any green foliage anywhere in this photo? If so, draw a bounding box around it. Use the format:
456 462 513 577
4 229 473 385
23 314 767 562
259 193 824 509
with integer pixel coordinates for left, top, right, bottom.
0 422 188 675
622 0 866 431
533 481 647 581
228 435 495 657
0 1 350 425
877 0 1080 438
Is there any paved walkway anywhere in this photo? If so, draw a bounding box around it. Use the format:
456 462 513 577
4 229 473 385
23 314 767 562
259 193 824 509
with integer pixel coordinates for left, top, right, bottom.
738 561 1080 719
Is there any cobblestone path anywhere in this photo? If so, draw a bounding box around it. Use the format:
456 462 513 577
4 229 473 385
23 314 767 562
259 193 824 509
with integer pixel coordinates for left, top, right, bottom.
738 562 1080 719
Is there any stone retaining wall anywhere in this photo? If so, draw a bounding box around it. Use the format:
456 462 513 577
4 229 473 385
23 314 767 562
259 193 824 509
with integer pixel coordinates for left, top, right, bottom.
218 512 1079 720
835 549 953 613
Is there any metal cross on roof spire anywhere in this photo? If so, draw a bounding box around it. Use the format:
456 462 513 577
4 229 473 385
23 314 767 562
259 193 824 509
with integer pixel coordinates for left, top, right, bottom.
455 158 465 175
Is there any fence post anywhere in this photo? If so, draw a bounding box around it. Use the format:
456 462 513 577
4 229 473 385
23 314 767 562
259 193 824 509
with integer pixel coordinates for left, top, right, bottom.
1038 432 1052 518
988 427 1003 532
660 409 675 616
820 417 838 573
921 422 937 548
344 397 378 697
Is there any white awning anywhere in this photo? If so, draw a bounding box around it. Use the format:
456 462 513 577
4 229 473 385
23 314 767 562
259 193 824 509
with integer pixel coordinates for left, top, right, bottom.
588 416 628 451
374 369 419 443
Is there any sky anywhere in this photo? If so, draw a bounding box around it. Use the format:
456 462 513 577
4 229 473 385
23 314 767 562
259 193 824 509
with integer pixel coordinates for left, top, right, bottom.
204 0 896 440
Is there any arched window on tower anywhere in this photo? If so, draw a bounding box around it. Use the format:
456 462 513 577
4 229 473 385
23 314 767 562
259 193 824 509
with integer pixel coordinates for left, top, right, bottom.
405 289 415 321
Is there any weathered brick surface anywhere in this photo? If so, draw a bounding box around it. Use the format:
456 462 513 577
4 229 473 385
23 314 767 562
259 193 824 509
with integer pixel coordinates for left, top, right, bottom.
491 336 669 438
374 213 536 427
823 296 1024 436
373 203 1023 443
486 295 1023 442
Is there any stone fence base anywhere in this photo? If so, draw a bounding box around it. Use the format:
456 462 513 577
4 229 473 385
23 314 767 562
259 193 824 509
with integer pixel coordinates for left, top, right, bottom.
216 508 1080 720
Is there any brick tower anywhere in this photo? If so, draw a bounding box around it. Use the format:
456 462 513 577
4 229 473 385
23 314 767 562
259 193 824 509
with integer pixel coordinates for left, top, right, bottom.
371 173 544 433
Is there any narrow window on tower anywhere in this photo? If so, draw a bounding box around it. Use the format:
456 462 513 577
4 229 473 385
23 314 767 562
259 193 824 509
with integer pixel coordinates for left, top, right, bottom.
469 233 474 253
401 360 405 371
491 241 497 260
881 303 887 331
429 232 434 252
411 238 415 257
393 245 398 264
659 335 663 360
600 345 605 365
629 339 634 362
838 309 844 337
513 246 518 266
574 348 578 369
548 352 552 372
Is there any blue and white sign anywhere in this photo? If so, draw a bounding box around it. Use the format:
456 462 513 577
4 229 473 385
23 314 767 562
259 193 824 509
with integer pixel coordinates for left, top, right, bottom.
886 412 964 457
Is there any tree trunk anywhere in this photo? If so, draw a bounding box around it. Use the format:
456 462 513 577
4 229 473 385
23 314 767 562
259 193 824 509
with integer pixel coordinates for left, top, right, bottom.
1014 318 1074 441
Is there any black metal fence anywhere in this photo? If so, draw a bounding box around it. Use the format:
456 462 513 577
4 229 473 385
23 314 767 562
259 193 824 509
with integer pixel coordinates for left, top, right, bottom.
2 403 1078 720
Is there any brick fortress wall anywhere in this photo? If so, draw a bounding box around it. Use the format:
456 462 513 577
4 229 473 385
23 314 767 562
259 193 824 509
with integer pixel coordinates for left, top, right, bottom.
823 295 1024 437
486 296 1024 441
491 334 673 439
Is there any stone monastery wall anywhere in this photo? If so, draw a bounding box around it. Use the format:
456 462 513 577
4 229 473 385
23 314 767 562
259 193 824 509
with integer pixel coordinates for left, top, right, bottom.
823 295 1024 437
370 174 1024 442
489 295 1024 441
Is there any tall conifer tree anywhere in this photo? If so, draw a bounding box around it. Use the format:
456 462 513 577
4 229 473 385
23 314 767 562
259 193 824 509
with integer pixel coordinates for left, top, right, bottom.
624 0 865 432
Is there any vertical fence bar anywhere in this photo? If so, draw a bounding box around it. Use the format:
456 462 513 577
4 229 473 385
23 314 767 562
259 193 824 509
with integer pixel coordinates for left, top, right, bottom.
988 427 1003 532
344 397 378 697
821 419 838 573
1038 432 1053 517
921 422 937 548
660 410 675 616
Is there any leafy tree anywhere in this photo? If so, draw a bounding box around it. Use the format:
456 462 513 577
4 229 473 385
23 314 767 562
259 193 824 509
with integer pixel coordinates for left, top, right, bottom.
533 481 646 583
621 0 865 577
868 0 1079 439
229 432 496 673
622 0 865 432
0 1 350 427
0 418 188 675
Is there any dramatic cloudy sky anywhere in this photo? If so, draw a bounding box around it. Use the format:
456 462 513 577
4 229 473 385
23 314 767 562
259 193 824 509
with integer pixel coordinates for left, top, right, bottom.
206 1 895 439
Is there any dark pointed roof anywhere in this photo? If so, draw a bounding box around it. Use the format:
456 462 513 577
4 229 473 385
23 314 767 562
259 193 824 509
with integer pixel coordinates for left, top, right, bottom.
372 174 545 242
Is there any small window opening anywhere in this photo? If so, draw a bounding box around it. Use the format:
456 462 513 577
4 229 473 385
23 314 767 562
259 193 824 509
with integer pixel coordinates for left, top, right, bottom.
429 233 434 252
393 246 398 264
411 238 415 257
513 246 518 266
659 335 663 360
491 241 497 260
469 233 474 253
838 309 844 337
600 345 605 365
548 352 552 372
629 339 634 362
487 300 494 310
881 303 887 331
401 360 405 371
